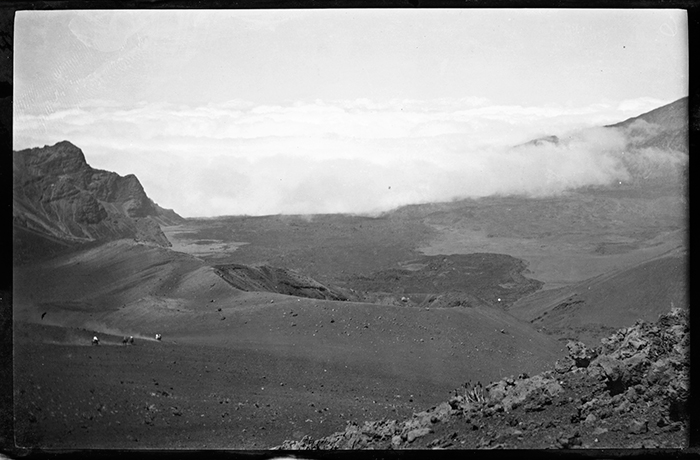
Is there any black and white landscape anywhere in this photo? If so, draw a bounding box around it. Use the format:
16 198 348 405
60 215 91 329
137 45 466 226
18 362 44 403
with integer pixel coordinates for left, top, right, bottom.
12 10 688 450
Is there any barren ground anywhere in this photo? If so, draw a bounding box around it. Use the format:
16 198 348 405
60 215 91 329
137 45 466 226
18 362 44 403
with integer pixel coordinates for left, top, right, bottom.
12 188 687 450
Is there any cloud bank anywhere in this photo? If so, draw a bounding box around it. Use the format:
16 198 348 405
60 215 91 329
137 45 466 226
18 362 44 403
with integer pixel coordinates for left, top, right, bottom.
13 98 683 217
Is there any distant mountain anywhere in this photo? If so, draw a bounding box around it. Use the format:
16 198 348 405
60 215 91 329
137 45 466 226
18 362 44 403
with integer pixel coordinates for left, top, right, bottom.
13 141 185 263
515 135 562 149
518 97 688 154
605 97 688 153
515 97 688 190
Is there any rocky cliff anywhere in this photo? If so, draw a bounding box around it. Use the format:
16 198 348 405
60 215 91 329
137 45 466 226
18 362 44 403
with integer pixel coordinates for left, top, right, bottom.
13 141 185 262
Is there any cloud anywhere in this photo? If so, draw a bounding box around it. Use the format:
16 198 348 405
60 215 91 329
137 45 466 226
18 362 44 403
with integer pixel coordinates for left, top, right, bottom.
616 97 670 114
13 98 682 217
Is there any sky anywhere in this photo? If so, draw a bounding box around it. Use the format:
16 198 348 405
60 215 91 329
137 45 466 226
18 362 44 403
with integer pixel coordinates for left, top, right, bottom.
14 9 688 217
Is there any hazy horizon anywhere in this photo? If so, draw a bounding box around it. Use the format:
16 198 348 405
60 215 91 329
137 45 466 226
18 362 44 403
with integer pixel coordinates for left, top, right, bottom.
14 9 688 217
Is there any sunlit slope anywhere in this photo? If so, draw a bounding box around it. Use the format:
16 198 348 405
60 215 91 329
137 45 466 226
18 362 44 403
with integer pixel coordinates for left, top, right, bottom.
508 249 687 342
13 239 240 323
13 238 564 391
167 295 564 387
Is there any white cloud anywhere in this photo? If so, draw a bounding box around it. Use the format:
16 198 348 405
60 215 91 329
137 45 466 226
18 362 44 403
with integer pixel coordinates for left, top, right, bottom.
616 97 671 114
13 97 681 217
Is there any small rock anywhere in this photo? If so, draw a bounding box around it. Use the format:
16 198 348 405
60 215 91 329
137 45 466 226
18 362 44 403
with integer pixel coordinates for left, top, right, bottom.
592 427 608 435
391 435 403 447
557 432 581 449
629 420 648 434
614 399 631 414
407 427 432 443
584 414 597 424
554 357 574 374
566 341 597 368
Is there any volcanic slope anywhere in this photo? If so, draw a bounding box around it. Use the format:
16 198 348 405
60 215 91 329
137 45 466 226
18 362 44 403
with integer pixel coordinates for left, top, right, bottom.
508 248 688 346
13 238 564 448
13 141 185 264
213 263 351 301
606 96 688 153
279 308 689 450
12 97 688 449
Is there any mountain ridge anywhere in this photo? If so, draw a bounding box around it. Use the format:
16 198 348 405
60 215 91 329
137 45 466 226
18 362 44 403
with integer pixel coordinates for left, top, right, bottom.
13 141 185 263
516 96 688 155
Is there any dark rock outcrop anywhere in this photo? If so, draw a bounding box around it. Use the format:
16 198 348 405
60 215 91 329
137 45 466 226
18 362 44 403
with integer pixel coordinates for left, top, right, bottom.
13 141 185 262
347 253 543 309
277 308 688 449
214 263 350 301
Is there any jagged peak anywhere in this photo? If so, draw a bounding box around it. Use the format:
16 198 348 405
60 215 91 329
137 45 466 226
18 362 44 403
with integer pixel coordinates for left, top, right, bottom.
15 140 88 175
13 140 185 253
52 140 81 149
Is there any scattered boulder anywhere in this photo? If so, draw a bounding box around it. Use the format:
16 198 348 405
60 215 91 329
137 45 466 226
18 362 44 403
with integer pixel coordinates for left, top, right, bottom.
407 427 432 443
629 420 648 435
276 308 689 450
554 357 575 374
566 341 597 368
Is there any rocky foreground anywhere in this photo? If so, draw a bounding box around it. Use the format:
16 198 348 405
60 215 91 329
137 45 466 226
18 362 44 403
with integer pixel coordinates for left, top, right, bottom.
278 308 689 450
